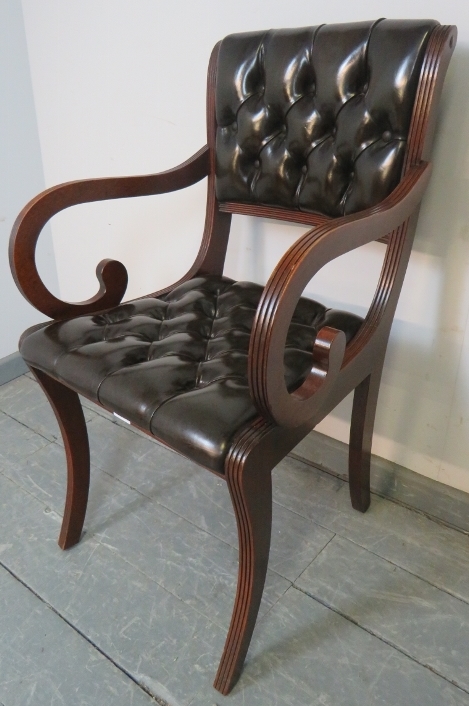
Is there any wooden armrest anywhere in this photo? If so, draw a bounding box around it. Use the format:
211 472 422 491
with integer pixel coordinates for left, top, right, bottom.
248 161 432 428
9 145 210 320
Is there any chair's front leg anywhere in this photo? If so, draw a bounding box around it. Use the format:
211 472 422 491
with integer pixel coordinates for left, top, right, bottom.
213 447 272 695
349 364 384 512
30 367 90 549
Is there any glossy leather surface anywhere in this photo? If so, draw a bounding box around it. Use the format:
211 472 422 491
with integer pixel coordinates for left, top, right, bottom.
21 276 362 472
215 19 437 216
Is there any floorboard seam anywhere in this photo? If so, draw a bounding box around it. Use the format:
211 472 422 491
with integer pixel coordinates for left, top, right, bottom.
363 491 469 537
0 559 169 706
289 453 469 538
1 457 291 632
257 580 293 625
270 495 354 539
90 532 236 632
89 464 243 555
293 584 469 696
271 495 469 606
78 448 341 571
338 534 469 608
293 533 337 584
0 408 55 446
93 462 342 595
0 468 54 509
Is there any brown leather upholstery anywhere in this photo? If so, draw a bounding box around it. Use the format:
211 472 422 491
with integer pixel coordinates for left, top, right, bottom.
20 275 362 472
215 19 437 216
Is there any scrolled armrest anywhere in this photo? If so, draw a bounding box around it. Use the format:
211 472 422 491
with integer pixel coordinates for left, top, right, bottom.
9 145 210 320
248 161 432 428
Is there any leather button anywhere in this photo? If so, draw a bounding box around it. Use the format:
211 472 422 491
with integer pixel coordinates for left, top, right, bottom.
281 125 287 133
301 165 308 174
232 121 238 132
254 159 260 168
332 126 337 137
362 83 369 93
382 130 392 142
350 171 355 178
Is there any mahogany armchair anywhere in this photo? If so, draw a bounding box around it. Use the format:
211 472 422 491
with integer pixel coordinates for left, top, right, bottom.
10 19 456 695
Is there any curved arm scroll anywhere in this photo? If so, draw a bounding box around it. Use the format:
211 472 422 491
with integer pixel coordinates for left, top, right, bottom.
9 145 210 320
248 160 432 428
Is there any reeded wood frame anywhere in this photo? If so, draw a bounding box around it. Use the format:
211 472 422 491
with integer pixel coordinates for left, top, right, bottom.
9 25 456 696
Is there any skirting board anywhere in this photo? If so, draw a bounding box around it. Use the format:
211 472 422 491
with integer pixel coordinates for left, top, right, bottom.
291 431 469 535
0 352 28 386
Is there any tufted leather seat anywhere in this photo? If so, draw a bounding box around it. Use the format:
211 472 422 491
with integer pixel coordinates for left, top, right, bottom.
20 275 362 472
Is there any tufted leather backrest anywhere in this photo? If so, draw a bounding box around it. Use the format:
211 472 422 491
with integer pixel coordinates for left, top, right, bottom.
215 19 438 217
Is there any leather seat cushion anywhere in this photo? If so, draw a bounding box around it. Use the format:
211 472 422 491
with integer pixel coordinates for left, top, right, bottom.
20 275 363 473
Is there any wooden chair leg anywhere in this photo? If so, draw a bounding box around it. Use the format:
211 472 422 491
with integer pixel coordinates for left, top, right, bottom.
30 366 90 550
213 457 272 695
349 367 382 513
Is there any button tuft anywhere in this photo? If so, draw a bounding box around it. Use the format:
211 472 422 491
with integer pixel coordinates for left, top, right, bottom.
254 159 260 169
382 130 392 142
301 165 308 174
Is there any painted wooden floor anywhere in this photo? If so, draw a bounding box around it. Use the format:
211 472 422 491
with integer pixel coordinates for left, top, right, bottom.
0 373 468 706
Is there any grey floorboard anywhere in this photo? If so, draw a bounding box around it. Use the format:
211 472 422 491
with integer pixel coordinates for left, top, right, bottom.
274 455 469 604
0 448 289 626
0 472 224 706
0 410 50 466
0 376 96 442
3 469 467 706
0 563 156 706
297 535 469 693
84 413 336 583
293 429 469 534
189 586 469 706
2 374 469 705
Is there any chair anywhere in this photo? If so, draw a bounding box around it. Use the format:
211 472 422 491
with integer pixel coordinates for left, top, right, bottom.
9 19 456 694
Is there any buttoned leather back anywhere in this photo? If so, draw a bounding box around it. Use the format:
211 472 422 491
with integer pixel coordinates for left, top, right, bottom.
215 19 437 217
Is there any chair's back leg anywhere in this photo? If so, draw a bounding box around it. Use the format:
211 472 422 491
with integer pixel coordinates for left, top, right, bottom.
349 365 383 512
29 367 90 549
213 451 272 695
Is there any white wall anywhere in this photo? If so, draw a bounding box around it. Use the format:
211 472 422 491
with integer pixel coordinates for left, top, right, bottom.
1 0 58 359
20 0 469 492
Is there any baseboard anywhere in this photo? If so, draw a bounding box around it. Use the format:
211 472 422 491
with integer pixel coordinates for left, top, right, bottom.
291 430 469 535
0 352 28 386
